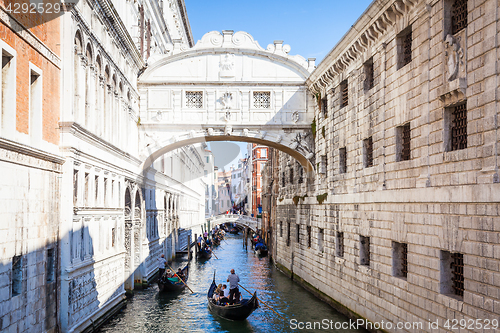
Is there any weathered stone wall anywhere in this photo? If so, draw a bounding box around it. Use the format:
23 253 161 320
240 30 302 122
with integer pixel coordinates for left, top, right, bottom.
0 145 62 333
274 0 500 332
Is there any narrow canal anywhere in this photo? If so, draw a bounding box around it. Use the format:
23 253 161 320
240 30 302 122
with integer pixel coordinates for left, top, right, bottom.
98 234 367 333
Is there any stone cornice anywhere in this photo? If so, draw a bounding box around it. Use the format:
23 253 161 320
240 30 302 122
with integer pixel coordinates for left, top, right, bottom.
59 121 142 165
0 4 61 68
307 0 420 93
0 137 64 167
92 0 145 69
176 0 194 47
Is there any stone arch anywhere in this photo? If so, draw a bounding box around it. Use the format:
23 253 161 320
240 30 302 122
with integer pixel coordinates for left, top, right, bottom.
95 54 102 74
140 131 315 175
104 65 111 84
74 30 83 54
124 187 132 218
134 188 142 220
85 42 93 64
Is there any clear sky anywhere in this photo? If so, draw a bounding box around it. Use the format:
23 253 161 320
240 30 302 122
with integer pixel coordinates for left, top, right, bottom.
184 0 373 62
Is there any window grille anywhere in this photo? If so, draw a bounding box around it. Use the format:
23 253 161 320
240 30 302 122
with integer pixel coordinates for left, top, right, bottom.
321 98 328 116
281 172 285 187
364 137 373 167
340 81 348 107
451 0 468 34
401 243 408 278
401 123 411 161
364 59 374 91
280 222 283 237
286 222 291 246
254 92 270 109
336 232 344 257
339 147 347 173
186 91 203 108
307 226 311 248
289 168 294 184
451 253 464 297
402 30 412 67
360 236 370 266
451 103 467 151
296 224 300 243
298 163 304 184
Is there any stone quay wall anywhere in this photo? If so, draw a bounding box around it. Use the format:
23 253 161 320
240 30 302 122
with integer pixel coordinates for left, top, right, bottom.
273 0 500 332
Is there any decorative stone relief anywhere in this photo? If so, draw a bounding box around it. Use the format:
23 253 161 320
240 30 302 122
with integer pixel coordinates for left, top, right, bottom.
207 128 214 136
220 54 235 77
292 132 315 160
224 124 232 136
291 111 300 123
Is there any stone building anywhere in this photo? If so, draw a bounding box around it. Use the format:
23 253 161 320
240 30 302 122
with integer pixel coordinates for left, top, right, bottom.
0 2 62 332
58 0 203 331
272 0 500 331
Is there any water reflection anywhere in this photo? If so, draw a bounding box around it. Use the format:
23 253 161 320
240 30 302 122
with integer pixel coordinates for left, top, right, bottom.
98 234 367 333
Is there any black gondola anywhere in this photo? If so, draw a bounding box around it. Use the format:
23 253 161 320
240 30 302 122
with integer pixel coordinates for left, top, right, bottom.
207 279 259 321
228 228 239 235
158 265 189 292
197 246 212 260
255 247 268 257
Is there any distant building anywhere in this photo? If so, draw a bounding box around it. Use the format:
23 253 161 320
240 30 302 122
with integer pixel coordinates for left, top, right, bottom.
251 144 269 217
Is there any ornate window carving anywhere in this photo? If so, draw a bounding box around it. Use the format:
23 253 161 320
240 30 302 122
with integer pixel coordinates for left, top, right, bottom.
186 91 203 108
253 91 270 109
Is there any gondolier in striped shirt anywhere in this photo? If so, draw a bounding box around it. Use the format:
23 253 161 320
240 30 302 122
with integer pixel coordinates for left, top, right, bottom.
227 269 240 305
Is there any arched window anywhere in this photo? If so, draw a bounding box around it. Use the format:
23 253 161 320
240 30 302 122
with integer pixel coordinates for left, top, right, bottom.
124 188 131 218
134 191 141 219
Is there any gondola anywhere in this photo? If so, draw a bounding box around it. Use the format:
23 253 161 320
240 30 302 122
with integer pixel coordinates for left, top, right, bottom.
228 228 239 235
158 264 189 292
207 278 259 321
197 246 212 260
254 243 268 257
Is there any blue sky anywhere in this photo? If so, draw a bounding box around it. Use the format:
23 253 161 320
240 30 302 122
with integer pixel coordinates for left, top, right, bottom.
185 0 373 62
190 1 373 168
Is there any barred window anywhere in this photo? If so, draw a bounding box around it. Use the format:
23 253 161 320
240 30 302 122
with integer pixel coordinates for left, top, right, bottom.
286 222 291 246
289 168 294 184
336 232 344 257
397 123 411 161
440 250 464 297
321 98 328 116
339 147 347 174
186 91 203 108
451 0 467 34
398 27 412 69
297 163 304 184
364 58 374 91
340 80 348 108
393 242 408 279
364 137 373 168
360 236 370 266
296 224 300 243
451 253 464 297
307 226 311 248
253 91 270 109
451 103 467 151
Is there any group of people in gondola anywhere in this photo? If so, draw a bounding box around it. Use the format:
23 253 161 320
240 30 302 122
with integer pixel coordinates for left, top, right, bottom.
212 269 243 306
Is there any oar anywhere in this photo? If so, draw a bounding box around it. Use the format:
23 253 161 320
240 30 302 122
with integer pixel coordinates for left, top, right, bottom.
165 263 194 293
212 251 219 259
238 284 285 320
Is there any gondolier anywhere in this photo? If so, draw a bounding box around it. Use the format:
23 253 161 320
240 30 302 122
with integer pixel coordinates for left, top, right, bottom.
157 254 167 278
227 269 240 305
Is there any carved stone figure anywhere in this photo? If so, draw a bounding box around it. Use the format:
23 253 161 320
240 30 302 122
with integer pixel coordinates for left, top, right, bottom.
224 125 232 136
292 111 300 123
292 132 314 159
444 34 463 82
221 92 232 110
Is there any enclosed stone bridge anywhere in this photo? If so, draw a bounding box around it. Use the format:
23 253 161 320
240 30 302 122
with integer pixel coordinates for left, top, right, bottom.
137 30 316 175
207 214 259 233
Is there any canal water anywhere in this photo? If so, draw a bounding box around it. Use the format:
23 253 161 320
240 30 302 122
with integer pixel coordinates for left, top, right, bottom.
98 234 366 333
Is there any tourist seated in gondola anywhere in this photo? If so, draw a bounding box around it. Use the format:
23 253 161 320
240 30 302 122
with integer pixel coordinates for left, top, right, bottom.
218 284 230 305
176 268 185 281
